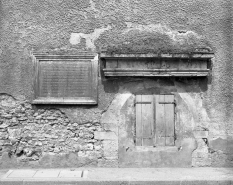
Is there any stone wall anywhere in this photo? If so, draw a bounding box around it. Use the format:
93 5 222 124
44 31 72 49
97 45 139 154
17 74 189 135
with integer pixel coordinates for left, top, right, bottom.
0 94 116 168
1 75 233 167
0 0 233 168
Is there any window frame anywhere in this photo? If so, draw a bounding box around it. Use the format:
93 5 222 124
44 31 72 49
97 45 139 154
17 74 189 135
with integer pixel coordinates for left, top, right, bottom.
32 53 98 105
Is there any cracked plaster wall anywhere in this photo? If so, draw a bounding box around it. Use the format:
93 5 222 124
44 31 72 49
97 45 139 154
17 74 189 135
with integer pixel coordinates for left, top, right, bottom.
0 0 233 167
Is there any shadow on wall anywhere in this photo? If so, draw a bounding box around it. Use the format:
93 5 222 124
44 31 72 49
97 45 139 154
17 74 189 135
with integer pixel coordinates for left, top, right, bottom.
99 56 210 94
102 76 209 94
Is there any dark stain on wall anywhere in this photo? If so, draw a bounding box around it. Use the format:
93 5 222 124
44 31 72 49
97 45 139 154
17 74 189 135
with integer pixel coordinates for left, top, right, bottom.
95 28 212 54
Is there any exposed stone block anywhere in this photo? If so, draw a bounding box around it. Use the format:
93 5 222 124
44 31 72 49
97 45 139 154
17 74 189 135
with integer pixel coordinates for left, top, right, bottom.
94 145 101 151
100 93 131 132
0 132 8 139
192 157 211 167
102 140 118 159
192 151 209 158
46 116 56 120
209 137 233 154
0 123 9 129
8 128 22 140
94 131 117 140
98 159 118 167
2 114 12 119
0 140 5 145
193 131 209 139
85 143 94 151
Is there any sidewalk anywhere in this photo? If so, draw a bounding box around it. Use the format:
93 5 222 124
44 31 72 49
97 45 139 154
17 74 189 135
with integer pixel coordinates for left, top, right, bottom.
1 168 233 185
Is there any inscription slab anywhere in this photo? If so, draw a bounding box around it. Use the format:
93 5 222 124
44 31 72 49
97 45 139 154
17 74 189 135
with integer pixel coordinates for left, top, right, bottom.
32 54 98 104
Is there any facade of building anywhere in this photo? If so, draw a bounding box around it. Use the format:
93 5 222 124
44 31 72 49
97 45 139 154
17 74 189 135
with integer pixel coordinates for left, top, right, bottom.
0 0 233 168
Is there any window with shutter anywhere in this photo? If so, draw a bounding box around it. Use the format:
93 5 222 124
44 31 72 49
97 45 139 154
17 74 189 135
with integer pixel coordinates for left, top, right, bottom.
32 53 98 104
136 95 154 146
135 94 175 146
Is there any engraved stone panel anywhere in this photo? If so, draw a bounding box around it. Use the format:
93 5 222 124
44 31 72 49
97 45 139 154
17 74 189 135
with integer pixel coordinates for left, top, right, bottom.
39 61 92 98
33 54 98 104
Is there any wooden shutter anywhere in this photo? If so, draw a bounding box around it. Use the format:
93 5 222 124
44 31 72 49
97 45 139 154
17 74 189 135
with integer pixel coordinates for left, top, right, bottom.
135 95 154 146
155 95 175 146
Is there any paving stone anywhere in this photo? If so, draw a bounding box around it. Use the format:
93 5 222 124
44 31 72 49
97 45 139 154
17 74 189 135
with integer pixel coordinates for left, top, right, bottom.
33 170 60 178
7 170 36 178
59 170 82 178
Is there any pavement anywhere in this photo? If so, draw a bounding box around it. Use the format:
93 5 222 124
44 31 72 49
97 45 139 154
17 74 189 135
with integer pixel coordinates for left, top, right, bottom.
1 168 233 185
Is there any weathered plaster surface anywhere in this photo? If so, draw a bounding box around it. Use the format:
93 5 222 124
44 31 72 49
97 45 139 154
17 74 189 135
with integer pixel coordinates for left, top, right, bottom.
69 25 111 50
95 24 211 54
0 0 233 167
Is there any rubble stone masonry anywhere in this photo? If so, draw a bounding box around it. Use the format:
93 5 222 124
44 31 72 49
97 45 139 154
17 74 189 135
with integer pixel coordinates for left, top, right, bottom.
0 94 116 167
